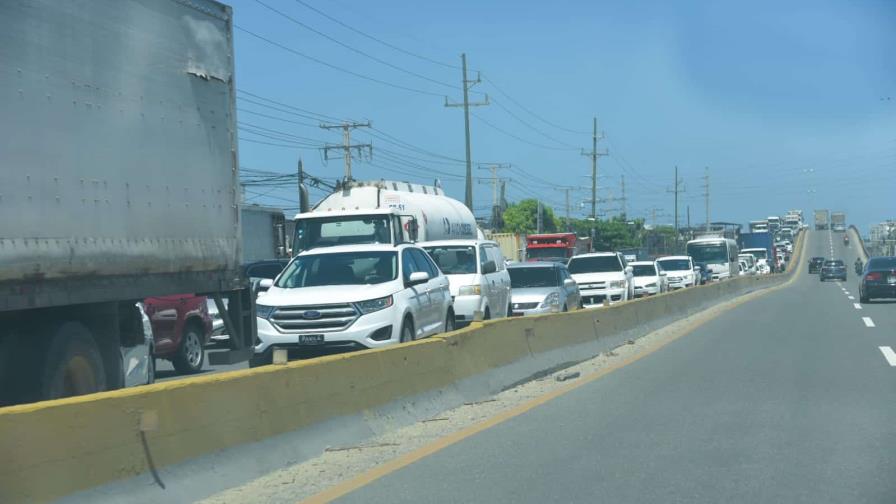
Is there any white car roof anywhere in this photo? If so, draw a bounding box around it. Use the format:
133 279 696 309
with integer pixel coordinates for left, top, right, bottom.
657 255 690 261
629 261 657 266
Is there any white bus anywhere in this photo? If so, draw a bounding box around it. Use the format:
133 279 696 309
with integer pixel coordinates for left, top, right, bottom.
686 237 739 281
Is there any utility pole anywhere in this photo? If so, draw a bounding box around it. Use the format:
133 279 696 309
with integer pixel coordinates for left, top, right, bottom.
297 158 310 213
536 200 544 233
477 163 511 229
320 121 372 182
445 53 489 211
619 175 627 218
581 117 608 220
554 186 577 231
666 166 685 250
701 167 710 231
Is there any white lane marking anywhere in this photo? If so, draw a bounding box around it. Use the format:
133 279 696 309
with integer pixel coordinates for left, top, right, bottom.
854 303 862 310
848 295 855 300
879 347 896 366
844 292 851 296
863 317 876 327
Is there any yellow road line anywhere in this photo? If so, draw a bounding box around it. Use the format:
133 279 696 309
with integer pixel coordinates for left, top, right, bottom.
300 260 801 504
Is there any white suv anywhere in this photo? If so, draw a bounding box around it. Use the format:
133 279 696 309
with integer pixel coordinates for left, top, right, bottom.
422 240 511 324
656 256 697 289
567 252 633 307
252 244 453 366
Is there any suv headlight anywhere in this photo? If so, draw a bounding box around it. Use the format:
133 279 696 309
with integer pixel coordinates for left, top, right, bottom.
458 285 482 296
609 280 626 289
256 304 276 319
539 292 560 308
356 295 394 314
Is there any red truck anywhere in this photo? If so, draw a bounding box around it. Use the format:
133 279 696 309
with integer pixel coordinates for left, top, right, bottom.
525 233 591 262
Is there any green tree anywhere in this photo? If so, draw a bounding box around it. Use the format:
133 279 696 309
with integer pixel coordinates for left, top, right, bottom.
501 199 558 234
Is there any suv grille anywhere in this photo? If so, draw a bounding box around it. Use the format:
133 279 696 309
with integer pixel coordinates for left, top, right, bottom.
579 282 606 290
270 304 359 332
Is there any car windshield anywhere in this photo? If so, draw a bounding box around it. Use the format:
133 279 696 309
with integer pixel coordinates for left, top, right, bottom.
275 251 397 288
657 259 690 271
686 243 728 264
631 265 657 277
527 247 567 260
567 255 622 274
423 246 477 274
508 267 558 288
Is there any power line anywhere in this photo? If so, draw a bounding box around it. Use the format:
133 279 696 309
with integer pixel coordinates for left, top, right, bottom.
481 75 591 135
490 97 579 148
471 111 580 151
291 0 460 70
235 25 446 97
254 0 459 91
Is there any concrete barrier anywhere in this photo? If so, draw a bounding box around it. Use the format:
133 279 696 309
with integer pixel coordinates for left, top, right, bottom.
0 231 806 503
849 225 868 262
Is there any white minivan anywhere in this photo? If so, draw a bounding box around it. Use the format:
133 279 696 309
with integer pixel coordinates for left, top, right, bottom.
252 243 454 366
423 240 511 324
656 256 697 289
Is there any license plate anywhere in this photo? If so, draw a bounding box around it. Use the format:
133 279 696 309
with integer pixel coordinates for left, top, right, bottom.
298 334 325 345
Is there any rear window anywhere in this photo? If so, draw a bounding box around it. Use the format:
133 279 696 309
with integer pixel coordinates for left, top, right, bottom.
631 265 657 277
567 255 622 274
868 257 896 269
824 260 844 266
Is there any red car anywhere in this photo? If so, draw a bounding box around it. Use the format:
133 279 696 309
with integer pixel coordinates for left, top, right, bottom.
143 294 213 374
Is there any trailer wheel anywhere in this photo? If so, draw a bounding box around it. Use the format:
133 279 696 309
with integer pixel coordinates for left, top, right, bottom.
41 322 107 400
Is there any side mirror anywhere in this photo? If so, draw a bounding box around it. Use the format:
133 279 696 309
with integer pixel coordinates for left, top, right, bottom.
624 266 633 274
693 266 701 272
258 278 274 290
563 278 576 288
407 271 430 286
482 260 497 274
406 218 419 242
659 271 667 276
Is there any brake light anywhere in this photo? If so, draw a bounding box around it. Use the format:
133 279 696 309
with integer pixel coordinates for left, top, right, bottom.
866 272 882 281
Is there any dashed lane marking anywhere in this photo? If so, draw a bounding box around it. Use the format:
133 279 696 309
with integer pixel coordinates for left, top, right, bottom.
848 295 855 300
863 317 876 328
854 303 862 310
879 347 896 366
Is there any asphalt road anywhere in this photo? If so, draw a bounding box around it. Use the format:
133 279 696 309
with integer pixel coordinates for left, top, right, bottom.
154 343 247 382
334 230 896 504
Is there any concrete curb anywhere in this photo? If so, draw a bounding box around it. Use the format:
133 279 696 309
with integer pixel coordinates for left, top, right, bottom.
0 232 806 504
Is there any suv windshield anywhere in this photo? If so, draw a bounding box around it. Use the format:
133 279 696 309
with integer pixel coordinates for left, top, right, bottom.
275 251 397 288
508 267 558 288
657 259 690 271
423 246 477 274
567 255 622 274
631 265 657 277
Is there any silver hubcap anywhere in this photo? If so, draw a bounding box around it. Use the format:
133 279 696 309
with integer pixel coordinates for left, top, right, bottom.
185 332 202 367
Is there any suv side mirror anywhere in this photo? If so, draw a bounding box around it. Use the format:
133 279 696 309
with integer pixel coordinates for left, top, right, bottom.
563 278 576 288
693 266 701 272
407 271 430 286
659 271 667 276
482 260 497 274
258 278 274 290
624 266 633 274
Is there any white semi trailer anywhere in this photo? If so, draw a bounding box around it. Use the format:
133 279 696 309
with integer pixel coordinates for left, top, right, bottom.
292 180 479 254
0 0 254 405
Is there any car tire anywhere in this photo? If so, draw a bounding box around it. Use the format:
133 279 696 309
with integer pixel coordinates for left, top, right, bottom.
172 324 204 375
400 318 415 343
860 291 869 304
249 348 273 368
578 298 584 310
444 311 455 333
561 304 568 312
483 307 491 321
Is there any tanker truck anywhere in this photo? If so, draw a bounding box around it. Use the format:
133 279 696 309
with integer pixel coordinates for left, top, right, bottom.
291 180 479 254
0 0 254 405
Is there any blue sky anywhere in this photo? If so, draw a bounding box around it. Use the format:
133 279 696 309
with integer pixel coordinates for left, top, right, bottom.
230 0 896 232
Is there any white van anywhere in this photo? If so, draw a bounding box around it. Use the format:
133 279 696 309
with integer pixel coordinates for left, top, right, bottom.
423 240 511 323
656 256 697 289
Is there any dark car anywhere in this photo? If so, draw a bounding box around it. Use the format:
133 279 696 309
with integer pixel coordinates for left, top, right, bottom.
144 294 213 374
208 259 292 344
859 256 896 303
819 259 846 282
808 257 824 274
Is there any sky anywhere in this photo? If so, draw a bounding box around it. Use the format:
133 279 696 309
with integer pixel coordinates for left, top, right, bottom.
229 0 896 232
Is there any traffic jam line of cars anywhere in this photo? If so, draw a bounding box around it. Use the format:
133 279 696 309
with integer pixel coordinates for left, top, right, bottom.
812 228 896 367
